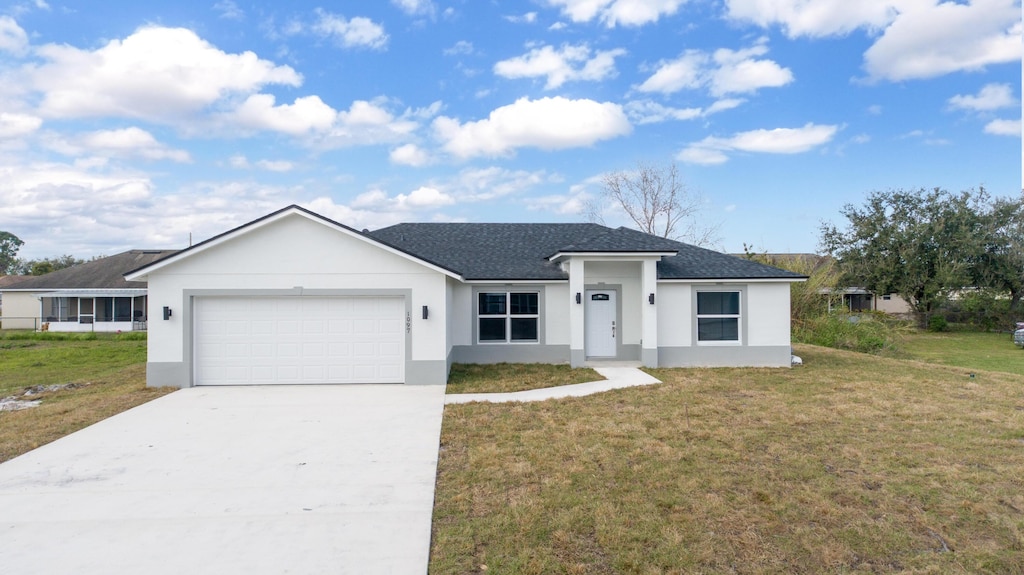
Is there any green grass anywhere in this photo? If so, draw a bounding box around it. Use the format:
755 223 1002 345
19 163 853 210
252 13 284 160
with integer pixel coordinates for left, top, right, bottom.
0 332 172 462
446 363 603 394
900 331 1024 376
431 344 1024 574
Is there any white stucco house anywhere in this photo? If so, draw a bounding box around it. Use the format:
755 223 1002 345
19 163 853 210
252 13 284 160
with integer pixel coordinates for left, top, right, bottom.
1 250 177 332
126 205 806 388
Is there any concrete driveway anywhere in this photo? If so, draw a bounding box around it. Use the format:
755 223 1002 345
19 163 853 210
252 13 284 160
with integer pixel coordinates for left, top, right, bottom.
0 384 446 575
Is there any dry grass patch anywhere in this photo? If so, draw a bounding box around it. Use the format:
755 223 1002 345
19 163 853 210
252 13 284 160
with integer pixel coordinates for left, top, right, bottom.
431 344 1024 574
446 363 603 394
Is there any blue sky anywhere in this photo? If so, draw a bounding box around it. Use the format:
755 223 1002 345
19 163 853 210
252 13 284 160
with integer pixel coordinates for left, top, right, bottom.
0 0 1020 260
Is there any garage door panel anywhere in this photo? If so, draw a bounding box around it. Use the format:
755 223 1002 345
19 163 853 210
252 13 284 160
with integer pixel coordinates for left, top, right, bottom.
195 296 405 385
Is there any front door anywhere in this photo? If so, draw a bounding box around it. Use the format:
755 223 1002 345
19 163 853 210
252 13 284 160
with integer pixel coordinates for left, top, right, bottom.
585 290 616 358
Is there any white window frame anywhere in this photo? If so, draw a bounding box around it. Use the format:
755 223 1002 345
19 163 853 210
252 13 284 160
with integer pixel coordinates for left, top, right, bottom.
477 291 540 344
696 289 742 345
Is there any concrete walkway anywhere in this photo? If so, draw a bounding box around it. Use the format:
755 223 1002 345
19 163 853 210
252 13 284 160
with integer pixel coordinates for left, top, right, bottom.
0 385 446 575
445 366 661 404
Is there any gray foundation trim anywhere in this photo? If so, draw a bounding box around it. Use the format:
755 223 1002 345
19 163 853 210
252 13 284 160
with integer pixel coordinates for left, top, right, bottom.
406 360 448 385
451 344 570 365
146 361 189 388
641 347 658 368
616 343 640 361
658 345 792 368
570 348 585 367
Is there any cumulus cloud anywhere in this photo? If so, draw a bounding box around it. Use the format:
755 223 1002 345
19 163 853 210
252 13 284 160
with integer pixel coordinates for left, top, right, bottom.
352 186 455 211
984 118 1021 136
863 0 1021 81
546 0 688 27
30 26 301 122
505 12 538 23
494 43 627 89
624 98 745 124
678 123 839 164
311 99 427 148
390 143 431 166
948 83 1018 112
0 112 42 138
724 0 896 37
0 15 28 55
311 9 388 49
392 0 436 18
448 166 557 201
433 96 631 158
43 127 191 162
637 40 792 96
228 94 338 135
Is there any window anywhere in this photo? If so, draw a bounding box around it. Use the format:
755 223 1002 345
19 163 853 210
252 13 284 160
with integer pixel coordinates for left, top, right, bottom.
478 291 539 343
697 291 740 342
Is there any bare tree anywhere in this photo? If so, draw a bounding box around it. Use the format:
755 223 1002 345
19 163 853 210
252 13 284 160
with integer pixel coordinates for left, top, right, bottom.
585 161 720 246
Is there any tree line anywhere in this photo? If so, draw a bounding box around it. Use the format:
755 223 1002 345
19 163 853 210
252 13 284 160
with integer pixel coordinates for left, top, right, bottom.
0 232 89 276
820 187 1024 324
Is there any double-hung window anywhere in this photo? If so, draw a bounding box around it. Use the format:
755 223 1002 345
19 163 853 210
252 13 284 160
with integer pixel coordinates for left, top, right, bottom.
697 291 741 343
478 291 539 343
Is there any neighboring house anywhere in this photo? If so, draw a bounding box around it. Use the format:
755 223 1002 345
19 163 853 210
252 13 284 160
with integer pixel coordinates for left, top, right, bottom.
0 250 178 332
127 205 806 388
0 275 28 319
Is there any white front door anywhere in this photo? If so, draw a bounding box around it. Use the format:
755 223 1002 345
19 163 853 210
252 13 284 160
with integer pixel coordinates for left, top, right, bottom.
585 290 617 358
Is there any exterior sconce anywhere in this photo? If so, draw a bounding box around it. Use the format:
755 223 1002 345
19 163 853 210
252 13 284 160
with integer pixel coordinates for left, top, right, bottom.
648 293 655 305
163 306 172 320
575 292 581 304
422 305 429 319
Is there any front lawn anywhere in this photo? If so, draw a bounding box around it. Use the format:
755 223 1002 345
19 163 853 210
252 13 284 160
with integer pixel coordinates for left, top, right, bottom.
446 363 603 394
0 332 174 462
431 344 1024 574
900 331 1024 376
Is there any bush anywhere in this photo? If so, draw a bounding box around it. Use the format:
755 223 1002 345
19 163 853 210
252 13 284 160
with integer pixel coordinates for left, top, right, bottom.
794 312 908 354
928 315 949 332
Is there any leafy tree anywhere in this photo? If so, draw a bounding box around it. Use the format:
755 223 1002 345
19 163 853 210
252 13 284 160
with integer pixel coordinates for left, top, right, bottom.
741 248 838 322
819 188 989 325
586 161 720 246
973 192 1024 312
0 231 24 275
21 255 87 276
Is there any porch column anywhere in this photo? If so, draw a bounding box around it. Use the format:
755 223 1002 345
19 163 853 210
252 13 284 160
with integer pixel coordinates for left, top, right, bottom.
641 258 658 367
568 258 585 367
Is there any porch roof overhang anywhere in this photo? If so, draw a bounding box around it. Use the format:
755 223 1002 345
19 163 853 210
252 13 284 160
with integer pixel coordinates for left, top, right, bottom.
33 289 148 298
547 250 677 263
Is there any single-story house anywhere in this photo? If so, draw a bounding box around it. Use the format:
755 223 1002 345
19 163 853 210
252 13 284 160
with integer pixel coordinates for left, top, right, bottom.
126 205 806 388
0 250 178 332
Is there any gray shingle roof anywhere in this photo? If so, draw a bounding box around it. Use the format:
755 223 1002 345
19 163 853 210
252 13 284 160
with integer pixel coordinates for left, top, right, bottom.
0 250 179 290
368 223 803 281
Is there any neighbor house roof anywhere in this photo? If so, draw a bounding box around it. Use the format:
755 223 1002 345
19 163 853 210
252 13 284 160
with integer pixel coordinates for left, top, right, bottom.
369 222 805 281
0 250 179 291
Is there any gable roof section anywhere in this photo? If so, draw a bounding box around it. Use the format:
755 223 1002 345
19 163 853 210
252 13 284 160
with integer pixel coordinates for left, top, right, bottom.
125 205 462 281
658 243 806 280
0 250 179 291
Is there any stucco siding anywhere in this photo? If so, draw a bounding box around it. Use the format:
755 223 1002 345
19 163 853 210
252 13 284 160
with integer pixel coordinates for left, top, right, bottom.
746 283 792 347
656 283 692 347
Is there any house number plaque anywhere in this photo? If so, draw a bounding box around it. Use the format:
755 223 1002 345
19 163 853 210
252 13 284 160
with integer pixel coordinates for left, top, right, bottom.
406 311 411 333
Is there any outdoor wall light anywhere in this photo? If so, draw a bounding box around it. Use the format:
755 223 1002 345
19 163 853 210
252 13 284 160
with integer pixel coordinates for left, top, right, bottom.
422 305 429 319
163 306 172 320
575 292 581 304
648 293 656 305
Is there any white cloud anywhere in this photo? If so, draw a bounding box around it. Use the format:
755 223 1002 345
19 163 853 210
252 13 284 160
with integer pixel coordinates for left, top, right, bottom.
948 83 1018 112
678 122 839 164
310 99 424 148
227 155 294 171
352 186 455 211
81 127 191 162
863 0 1021 82
30 26 301 122
444 40 474 55
311 10 388 49
724 0 896 37
984 118 1021 136
624 98 745 124
390 143 431 166
213 0 244 20
526 191 590 215
505 12 538 23
0 16 29 55
392 0 436 18
546 0 688 27
0 112 42 138
637 41 792 96
229 94 338 135
494 43 626 89
449 166 557 201
433 96 632 158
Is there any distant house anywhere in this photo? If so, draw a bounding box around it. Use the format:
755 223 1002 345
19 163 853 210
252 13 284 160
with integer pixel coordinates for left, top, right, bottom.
0 250 178 331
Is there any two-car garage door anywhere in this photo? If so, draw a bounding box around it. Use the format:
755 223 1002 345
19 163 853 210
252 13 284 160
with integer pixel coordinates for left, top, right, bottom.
194 296 405 385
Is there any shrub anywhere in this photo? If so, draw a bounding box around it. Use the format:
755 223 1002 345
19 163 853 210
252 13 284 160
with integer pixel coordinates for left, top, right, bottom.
794 312 908 354
928 315 949 332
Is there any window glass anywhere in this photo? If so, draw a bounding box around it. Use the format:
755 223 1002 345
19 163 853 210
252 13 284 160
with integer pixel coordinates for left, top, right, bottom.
479 318 507 341
509 292 538 315
478 293 506 315
698 318 739 341
697 291 739 315
510 318 538 341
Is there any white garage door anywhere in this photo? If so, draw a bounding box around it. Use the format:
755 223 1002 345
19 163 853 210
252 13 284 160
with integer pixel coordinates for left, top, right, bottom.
194 296 405 385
